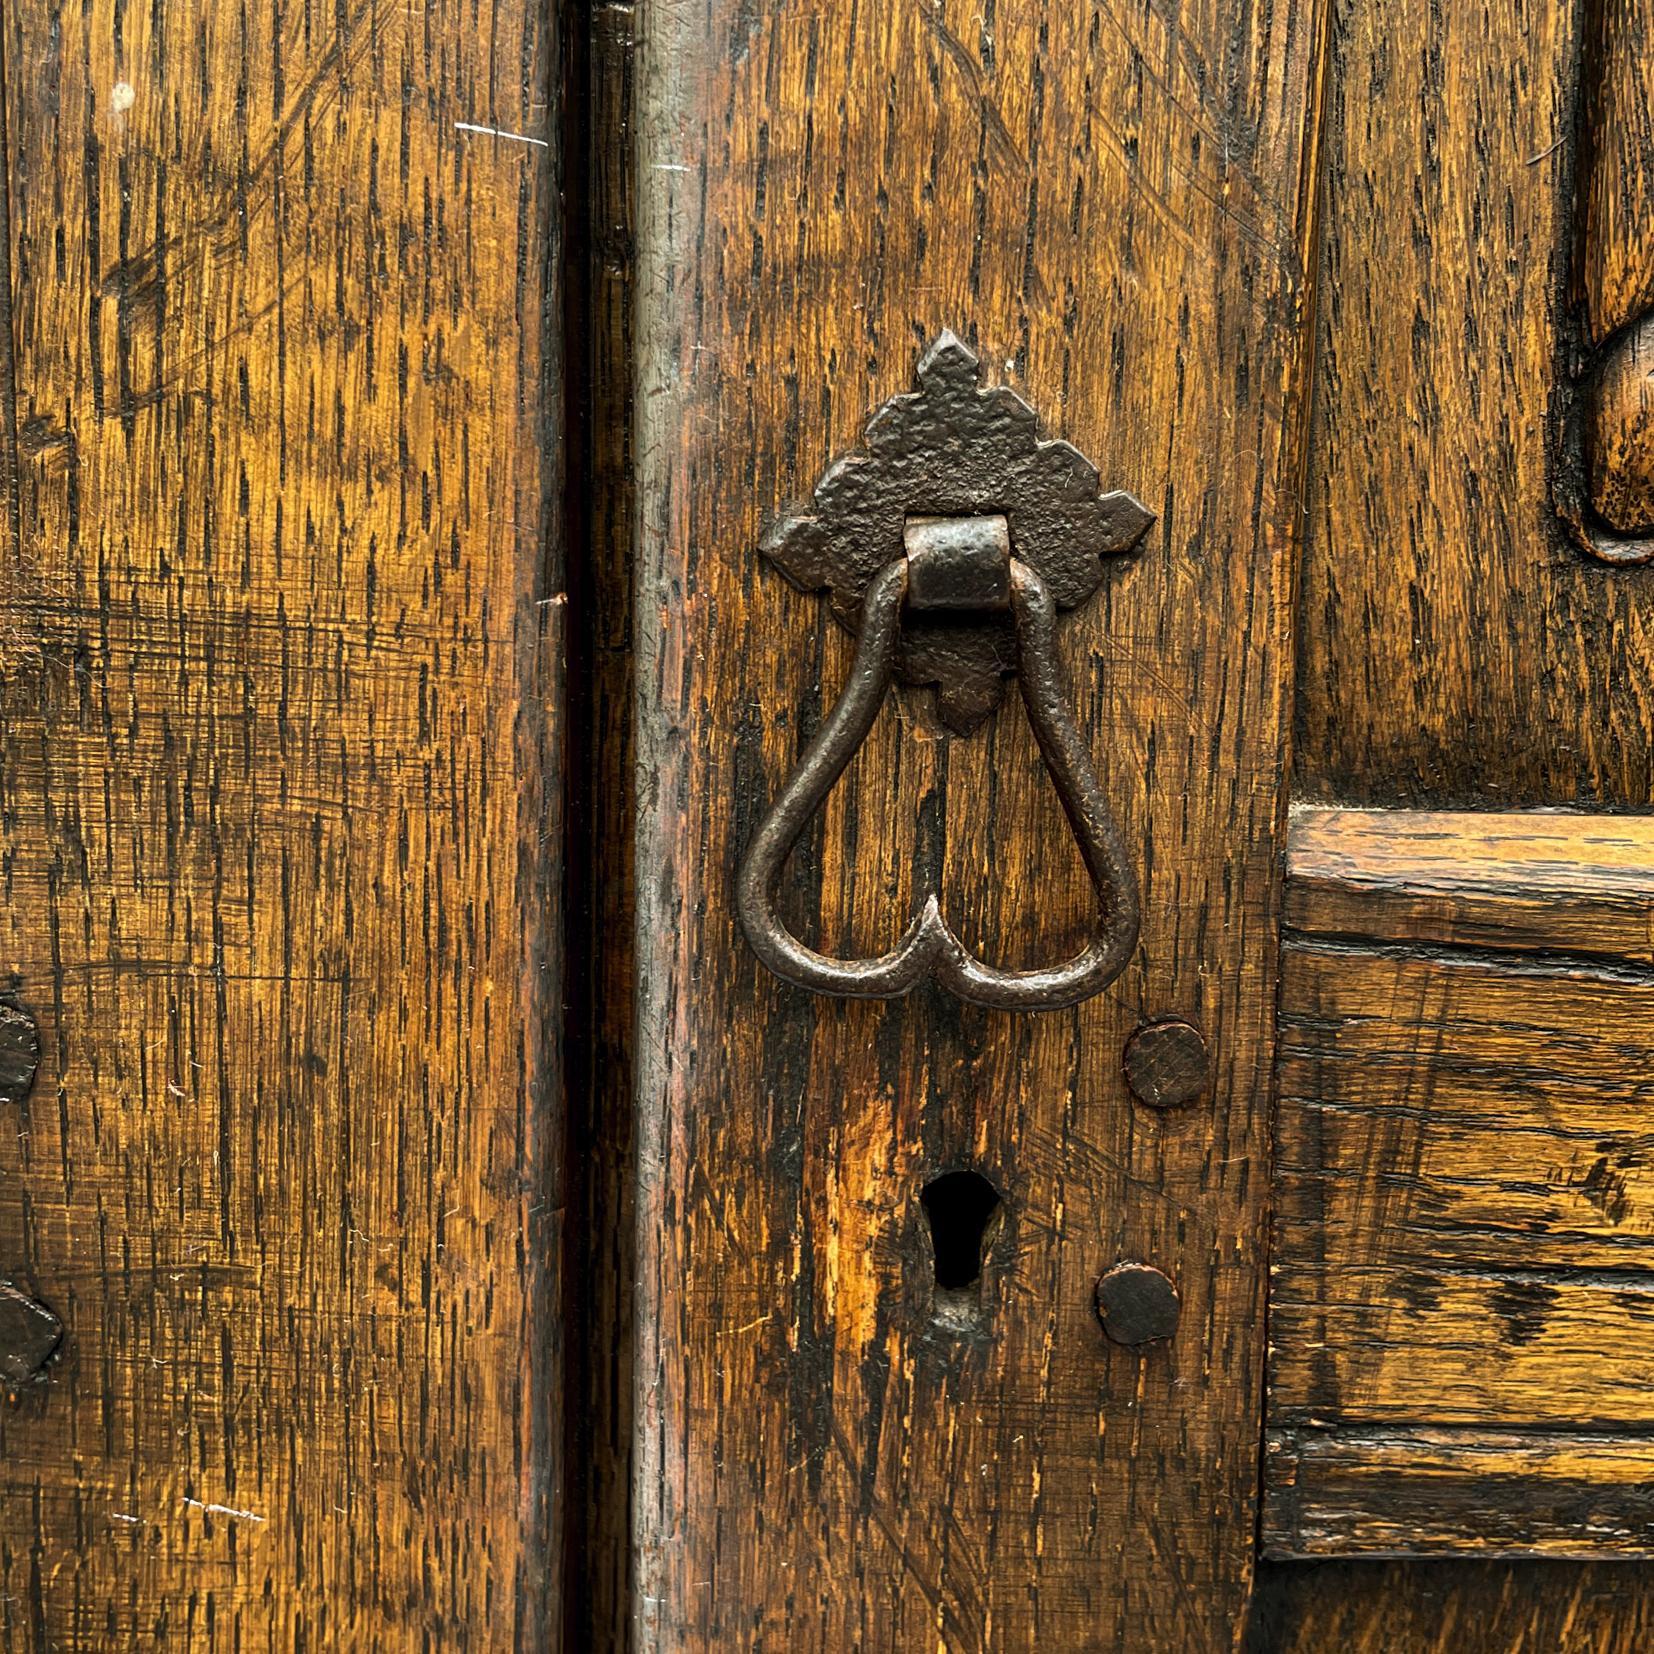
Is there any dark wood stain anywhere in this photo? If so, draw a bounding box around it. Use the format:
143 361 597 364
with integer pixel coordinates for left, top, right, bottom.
1268 809 1654 1564
629 0 1330 1642
0 0 568 1643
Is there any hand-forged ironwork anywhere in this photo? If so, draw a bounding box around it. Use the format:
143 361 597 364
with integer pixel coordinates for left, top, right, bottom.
761 329 1154 733
738 333 1152 1012
737 527 1141 1011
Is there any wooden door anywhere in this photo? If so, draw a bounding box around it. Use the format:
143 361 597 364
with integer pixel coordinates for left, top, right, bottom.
4 0 1654 1649
0 0 568 1646
605 0 1654 1645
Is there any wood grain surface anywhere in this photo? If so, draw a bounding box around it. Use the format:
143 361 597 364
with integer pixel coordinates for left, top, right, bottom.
631 0 1328 1646
1269 0 1654 1633
1268 1430 1654 1559
0 0 1645 1637
1285 807 1654 960
1583 313 1654 536
1564 0 1654 560
1293 0 1654 801
1266 808 1654 1558
0 1 566 1646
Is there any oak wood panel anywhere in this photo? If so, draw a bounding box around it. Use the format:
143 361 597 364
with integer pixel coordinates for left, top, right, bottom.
1293 0 1654 806
0 1 565 1646
1264 0 1654 1636
1266 808 1654 1558
1272 952 1654 1426
631 0 1329 1646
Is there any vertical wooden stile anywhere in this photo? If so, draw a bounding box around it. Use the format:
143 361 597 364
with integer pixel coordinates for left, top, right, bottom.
630 0 1330 1645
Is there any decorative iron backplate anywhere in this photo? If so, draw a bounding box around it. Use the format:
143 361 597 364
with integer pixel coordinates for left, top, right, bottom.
762 330 1154 732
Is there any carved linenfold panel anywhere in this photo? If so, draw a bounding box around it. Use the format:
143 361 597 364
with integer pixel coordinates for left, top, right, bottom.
1581 0 1654 344
1584 314 1654 537
1295 0 1654 819
1558 0 1654 561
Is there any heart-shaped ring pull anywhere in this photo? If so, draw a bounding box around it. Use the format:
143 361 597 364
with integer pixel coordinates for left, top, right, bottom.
737 514 1140 1011
737 334 1153 1011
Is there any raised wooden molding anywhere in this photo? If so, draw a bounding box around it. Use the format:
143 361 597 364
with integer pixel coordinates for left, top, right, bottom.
1560 0 1654 559
1283 807 1654 961
1581 0 1654 347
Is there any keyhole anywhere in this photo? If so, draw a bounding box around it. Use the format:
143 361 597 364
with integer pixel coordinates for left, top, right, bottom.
921 1171 1003 1327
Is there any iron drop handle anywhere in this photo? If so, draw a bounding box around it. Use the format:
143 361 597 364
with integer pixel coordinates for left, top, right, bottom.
737 514 1140 1012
